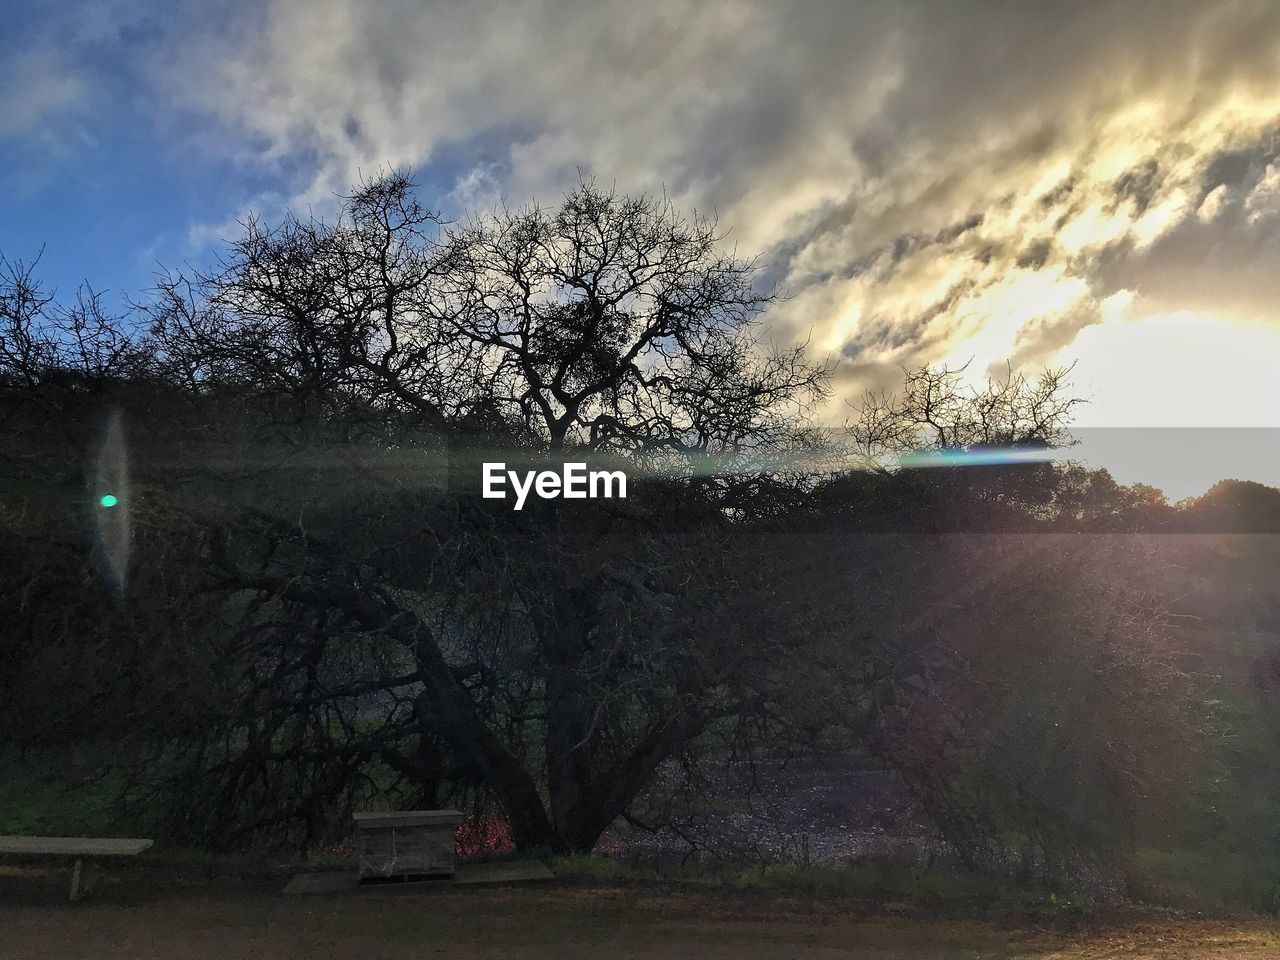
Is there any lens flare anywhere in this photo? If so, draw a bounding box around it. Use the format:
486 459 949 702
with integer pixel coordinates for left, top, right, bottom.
897 447 1062 469
91 409 130 594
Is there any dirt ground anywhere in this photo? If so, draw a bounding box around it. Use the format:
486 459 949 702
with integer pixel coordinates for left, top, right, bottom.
1 867 1278 960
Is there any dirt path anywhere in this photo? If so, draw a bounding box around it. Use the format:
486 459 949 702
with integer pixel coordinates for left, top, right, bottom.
1 882 1277 959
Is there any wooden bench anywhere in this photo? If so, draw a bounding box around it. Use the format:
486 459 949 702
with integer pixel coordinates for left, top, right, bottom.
0 836 153 902
354 810 464 882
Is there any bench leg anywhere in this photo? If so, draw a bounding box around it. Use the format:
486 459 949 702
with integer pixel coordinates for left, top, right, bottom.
69 858 83 903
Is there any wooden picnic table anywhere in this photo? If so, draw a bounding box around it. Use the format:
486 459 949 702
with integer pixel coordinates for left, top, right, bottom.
0 835 153 902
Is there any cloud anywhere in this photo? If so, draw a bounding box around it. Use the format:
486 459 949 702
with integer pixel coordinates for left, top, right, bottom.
0 0 180 199
1245 162 1280 222
0 49 84 139
1092 140 1280 323
123 0 1280 420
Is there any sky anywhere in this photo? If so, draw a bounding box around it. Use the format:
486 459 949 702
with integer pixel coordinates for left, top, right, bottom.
3 0 1280 498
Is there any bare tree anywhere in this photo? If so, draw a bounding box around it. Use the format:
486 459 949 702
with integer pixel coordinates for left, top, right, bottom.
147 173 828 457
0 250 57 391
847 361 1082 466
129 174 832 853
435 180 829 455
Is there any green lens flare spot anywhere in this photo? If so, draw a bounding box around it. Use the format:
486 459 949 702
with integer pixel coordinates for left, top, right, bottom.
99 494 119 508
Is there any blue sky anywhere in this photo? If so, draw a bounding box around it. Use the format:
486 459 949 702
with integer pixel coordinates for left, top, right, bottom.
3 2 204 298
0 0 487 305
4 0 1280 496
3 2 254 307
